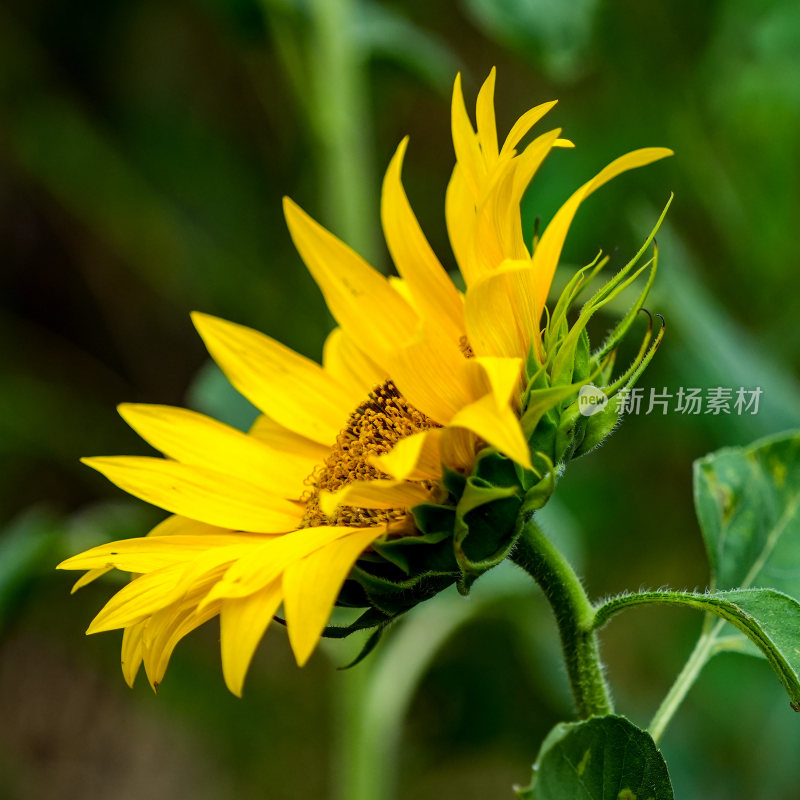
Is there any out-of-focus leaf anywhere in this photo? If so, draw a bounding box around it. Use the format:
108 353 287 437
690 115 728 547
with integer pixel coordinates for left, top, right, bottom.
0 11 270 313
353 3 460 94
0 508 60 628
695 430 800 594
462 0 598 81
515 715 673 799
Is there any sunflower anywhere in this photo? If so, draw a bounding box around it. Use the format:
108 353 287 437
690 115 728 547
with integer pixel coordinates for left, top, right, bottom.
58 69 672 696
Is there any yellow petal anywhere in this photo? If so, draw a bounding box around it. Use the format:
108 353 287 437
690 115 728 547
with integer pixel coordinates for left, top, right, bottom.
248 414 329 463
82 456 304 533
382 138 465 344
220 579 283 697
283 527 385 666
439 426 477 472
445 164 474 279
121 621 145 688
87 563 189 633
283 198 419 361
531 147 673 312
464 261 542 359
465 356 524 409
475 68 499 162
319 479 433 517
470 153 520 274
388 334 473 424
369 428 443 481
449 356 530 469
449 394 531 470
322 327 387 397
141 577 222 690
147 515 234 537
119 404 313 500
58 533 262 574
500 100 558 156
506 128 564 248
203 525 362 603
71 567 112 593
470 129 565 280
451 73 485 200
192 312 352 445
85 545 255 635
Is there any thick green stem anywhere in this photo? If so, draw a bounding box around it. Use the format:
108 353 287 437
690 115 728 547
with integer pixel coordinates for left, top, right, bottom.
511 517 613 718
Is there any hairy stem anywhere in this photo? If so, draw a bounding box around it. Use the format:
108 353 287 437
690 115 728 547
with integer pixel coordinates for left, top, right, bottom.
511 516 613 718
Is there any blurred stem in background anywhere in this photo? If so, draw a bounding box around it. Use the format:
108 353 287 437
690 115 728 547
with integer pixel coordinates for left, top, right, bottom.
327 559 560 800
260 3 382 796
308 0 380 265
331 596 480 800
261 0 381 266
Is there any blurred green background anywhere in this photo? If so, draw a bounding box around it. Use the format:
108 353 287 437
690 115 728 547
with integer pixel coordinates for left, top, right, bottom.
1 0 799 797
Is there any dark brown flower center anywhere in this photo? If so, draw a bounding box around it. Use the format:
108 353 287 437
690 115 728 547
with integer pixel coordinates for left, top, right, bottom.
301 380 439 528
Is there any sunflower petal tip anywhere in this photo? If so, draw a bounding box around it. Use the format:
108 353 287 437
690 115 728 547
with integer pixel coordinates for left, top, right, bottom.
388 136 410 169
190 310 216 334
223 673 244 697
293 645 313 669
282 196 304 221
318 490 339 518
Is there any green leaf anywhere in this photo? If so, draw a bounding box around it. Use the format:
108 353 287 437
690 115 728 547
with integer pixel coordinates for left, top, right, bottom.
694 430 800 595
462 0 598 81
0 508 60 630
516 715 673 799
592 588 800 710
352 3 460 94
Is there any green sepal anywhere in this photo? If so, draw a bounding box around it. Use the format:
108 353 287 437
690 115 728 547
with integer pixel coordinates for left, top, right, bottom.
527 407 559 464
571 394 623 458
571 327 592 384
441 463 467 500
348 564 459 616
337 625 386 670
553 404 589 465
372 523 457 575
452 449 525 593
305 606 392 639
520 456 557 517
